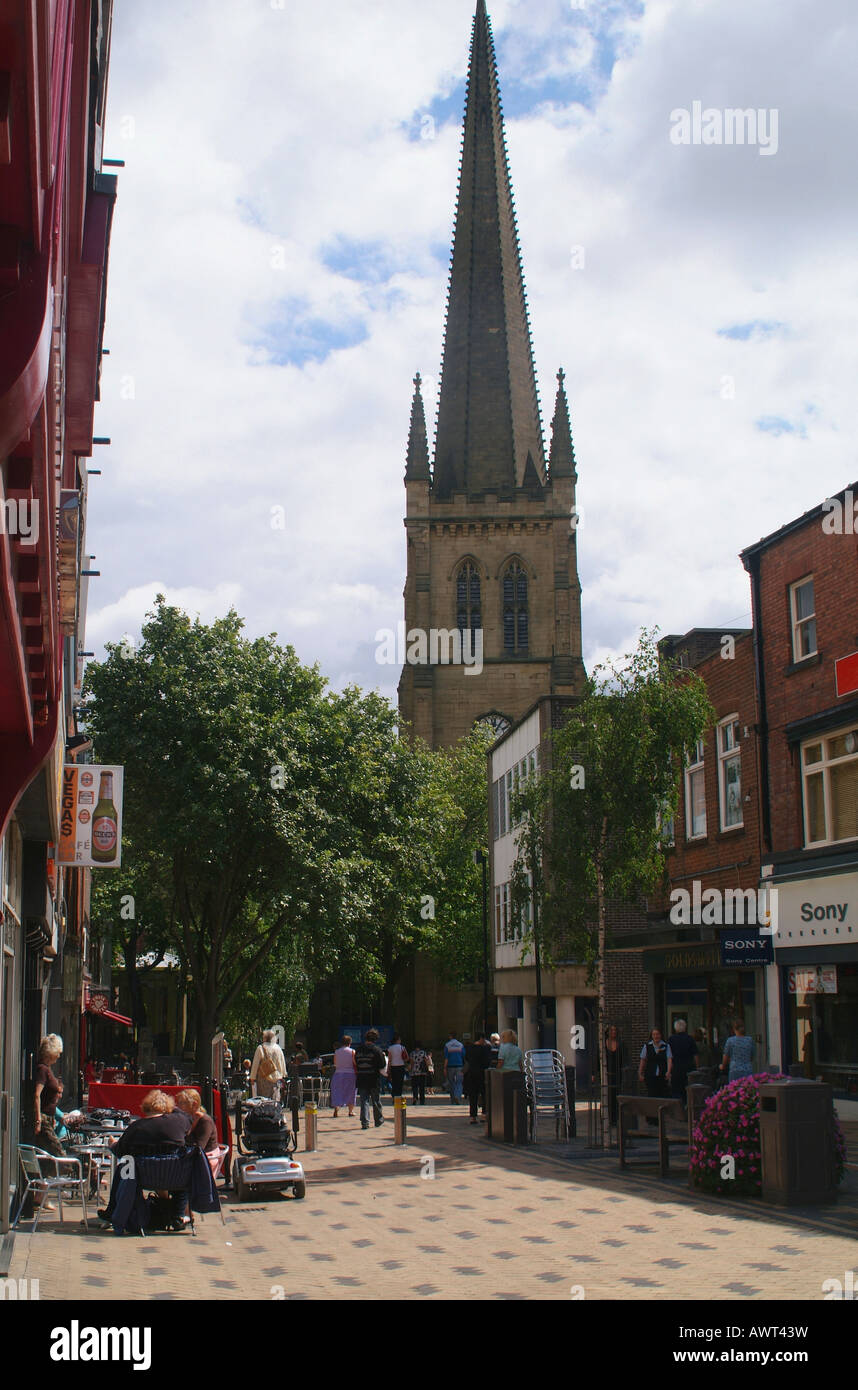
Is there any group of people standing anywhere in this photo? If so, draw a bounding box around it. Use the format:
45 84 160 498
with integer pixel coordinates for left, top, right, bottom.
328 1028 526 1128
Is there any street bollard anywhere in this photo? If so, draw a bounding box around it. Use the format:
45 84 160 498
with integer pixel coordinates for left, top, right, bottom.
304 1102 317 1152
393 1095 407 1145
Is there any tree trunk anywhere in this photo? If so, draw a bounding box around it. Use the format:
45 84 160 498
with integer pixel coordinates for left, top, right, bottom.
122 935 148 1030
194 997 218 1076
597 819 610 1149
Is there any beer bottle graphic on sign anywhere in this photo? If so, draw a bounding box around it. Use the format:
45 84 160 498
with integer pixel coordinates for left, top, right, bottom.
91 772 118 863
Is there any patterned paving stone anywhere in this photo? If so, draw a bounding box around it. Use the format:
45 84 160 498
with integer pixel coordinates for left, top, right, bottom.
535 1272 566 1283
492 1251 519 1260
452 1267 483 1276
619 1277 663 1287
744 1262 788 1272
654 1259 686 1269
411 1284 439 1295
679 1242 716 1250
722 1282 762 1296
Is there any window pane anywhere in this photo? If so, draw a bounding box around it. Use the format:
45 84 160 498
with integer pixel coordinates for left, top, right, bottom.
516 569 527 602
794 580 814 621
503 608 515 650
828 730 858 761
805 772 825 843
690 768 706 836
517 607 528 650
804 742 823 766
723 754 742 827
503 571 513 603
831 761 858 842
798 617 817 657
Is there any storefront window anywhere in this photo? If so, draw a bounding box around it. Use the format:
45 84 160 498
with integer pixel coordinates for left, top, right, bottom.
787 963 858 1090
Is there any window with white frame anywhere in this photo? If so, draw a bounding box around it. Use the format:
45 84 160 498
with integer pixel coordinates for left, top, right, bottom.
802 726 858 846
494 884 502 943
718 717 743 829
790 577 817 662
493 750 539 838
501 882 511 942
685 738 706 839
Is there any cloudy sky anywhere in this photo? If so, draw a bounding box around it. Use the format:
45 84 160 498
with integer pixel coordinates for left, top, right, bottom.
86 0 858 705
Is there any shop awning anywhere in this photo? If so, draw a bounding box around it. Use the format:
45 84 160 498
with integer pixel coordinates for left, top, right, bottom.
85 1000 133 1027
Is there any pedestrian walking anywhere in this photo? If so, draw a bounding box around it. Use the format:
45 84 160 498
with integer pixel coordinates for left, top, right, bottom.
387 1033 409 1098
409 1041 430 1104
488 1032 500 1065
667 1018 697 1104
464 1031 492 1122
639 1027 671 1100
720 1019 755 1082
443 1032 466 1103
331 1035 357 1117
354 1028 387 1128
249 1028 287 1099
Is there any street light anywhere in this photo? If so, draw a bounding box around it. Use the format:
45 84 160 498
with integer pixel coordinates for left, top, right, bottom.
473 849 489 1034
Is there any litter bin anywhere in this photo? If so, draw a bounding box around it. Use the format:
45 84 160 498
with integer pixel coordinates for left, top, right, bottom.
487 1069 526 1143
759 1080 837 1205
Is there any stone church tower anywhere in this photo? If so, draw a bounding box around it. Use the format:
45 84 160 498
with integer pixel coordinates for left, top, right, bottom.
398 0 586 747
394 1 587 1042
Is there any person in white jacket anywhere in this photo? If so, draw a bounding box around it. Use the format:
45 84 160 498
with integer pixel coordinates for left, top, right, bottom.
249 1029 287 1099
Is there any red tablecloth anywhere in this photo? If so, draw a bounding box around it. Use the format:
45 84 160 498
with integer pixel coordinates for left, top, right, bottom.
87 1082 229 1146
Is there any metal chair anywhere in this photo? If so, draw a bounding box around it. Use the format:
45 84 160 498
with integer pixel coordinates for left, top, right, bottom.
13 1146 89 1230
524 1050 571 1142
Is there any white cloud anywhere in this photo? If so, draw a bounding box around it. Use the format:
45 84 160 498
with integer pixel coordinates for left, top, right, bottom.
85 0 858 702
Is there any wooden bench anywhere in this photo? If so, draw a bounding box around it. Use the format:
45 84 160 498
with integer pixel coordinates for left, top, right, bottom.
617 1095 687 1177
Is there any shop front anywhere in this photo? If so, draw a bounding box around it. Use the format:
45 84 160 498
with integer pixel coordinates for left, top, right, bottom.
767 869 858 1096
643 938 770 1065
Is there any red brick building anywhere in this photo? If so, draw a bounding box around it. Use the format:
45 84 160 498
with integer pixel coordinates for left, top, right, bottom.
742 484 858 1094
0 0 116 1226
608 628 770 1070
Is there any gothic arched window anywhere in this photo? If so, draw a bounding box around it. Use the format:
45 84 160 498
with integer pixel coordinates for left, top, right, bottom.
456 561 482 641
502 561 528 653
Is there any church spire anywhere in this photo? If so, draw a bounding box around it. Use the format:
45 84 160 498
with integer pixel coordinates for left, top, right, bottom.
548 367 576 480
432 1 545 498
405 372 431 481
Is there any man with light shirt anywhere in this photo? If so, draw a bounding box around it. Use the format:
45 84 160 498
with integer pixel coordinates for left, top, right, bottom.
443 1032 466 1104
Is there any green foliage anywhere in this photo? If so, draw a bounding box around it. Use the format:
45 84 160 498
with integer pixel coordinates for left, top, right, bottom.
84 598 490 1059
510 629 714 967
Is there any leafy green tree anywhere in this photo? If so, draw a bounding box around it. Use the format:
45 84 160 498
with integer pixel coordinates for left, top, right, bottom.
510 631 713 1142
83 599 361 1070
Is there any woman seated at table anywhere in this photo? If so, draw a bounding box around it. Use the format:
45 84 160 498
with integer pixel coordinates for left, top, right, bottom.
110 1090 191 1157
174 1089 218 1152
98 1090 191 1223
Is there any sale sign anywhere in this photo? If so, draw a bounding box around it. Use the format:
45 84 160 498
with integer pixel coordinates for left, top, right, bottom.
58 765 124 868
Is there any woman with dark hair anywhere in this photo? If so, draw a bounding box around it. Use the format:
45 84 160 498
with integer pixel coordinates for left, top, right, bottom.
387 1033 409 1099
604 1024 624 1126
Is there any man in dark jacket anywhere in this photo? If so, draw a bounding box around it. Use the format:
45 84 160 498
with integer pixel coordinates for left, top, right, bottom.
464 1032 493 1123
667 1019 698 1104
354 1029 387 1129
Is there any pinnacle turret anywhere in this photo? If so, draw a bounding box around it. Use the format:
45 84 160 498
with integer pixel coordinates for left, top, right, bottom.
405 372 431 482
548 367 576 481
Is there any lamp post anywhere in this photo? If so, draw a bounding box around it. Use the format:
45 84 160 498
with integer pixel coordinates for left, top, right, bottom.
473 849 489 1034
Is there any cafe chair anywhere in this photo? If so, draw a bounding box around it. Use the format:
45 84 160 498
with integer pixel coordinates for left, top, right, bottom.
13 1146 89 1231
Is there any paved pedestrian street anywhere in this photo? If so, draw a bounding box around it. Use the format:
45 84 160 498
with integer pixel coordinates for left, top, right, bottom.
7 1099 856 1302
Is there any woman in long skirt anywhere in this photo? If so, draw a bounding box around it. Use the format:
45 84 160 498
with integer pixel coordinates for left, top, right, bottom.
331 1035 357 1117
